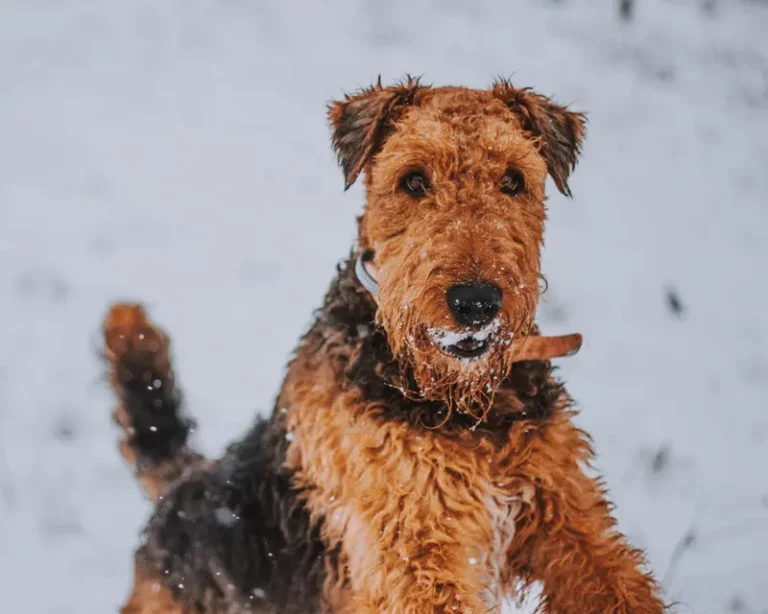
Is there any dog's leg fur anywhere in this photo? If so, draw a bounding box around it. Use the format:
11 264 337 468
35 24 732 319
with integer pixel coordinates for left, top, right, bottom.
130 419 336 614
506 411 665 613
104 304 204 501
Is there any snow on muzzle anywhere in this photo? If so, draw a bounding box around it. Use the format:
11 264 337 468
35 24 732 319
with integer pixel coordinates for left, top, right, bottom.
428 319 508 360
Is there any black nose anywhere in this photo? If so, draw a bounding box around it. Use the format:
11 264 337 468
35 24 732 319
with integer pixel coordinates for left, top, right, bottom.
446 283 502 327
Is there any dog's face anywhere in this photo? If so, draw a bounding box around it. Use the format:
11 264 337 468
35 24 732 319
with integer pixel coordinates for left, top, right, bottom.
329 78 585 417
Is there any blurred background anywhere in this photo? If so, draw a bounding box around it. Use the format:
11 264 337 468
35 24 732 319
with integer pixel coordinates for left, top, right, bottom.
1 0 767 611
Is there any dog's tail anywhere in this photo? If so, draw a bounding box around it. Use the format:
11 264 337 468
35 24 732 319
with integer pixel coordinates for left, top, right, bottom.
103 303 204 502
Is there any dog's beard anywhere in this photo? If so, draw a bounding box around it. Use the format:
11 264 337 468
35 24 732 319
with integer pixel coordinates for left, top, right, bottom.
377 285 537 423
403 329 511 422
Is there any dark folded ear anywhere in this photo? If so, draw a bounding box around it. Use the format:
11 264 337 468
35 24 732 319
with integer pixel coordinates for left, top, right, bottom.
492 78 587 197
328 76 423 189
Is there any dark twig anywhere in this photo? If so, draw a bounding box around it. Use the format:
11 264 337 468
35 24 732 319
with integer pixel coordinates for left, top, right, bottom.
663 525 696 588
619 0 635 21
664 518 768 589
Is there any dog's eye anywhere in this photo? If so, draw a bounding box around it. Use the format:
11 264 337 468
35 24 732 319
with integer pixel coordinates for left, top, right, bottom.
501 169 525 196
401 172 428 198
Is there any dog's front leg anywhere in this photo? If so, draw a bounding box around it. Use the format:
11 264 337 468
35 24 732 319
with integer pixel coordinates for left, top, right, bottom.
347 567 487 614
332 509 491 614
505 418 666 613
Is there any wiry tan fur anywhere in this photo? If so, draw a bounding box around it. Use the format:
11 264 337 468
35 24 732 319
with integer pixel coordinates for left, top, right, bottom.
279 330 661 613
103 77 666 614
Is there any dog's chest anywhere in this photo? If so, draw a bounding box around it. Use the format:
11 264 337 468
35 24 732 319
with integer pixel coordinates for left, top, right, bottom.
482 490 524 604
284 389 530 609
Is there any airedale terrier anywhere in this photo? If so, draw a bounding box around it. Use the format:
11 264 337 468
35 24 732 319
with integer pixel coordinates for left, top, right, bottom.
103 77 666 613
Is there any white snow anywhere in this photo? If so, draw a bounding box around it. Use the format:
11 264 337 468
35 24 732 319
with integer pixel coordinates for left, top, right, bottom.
214 506 239 527
1 1 767 613
428 319 501 349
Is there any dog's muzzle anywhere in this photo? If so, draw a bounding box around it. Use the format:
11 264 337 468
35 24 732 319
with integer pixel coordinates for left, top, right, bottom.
354 249 583 363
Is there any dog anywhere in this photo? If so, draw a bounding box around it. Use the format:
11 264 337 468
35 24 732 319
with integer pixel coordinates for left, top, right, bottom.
103 77 666 613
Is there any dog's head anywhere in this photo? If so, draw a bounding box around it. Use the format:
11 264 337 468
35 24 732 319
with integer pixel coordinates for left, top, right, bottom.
329 77 586 417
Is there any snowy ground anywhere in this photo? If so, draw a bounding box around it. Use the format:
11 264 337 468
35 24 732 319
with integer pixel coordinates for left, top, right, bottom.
1 0 767 612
